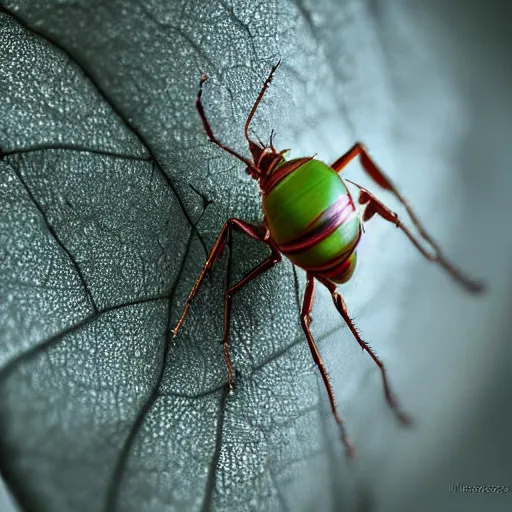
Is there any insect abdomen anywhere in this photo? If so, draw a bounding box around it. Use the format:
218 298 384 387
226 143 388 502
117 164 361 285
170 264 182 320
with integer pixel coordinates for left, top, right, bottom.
262 159 361 283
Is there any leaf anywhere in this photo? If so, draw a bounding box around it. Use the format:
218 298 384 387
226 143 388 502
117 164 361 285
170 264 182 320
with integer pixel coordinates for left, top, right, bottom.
0 1 503 512
0 3 346 511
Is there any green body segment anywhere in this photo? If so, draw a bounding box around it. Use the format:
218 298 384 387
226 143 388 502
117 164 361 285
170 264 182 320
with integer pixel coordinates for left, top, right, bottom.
262 159 361 283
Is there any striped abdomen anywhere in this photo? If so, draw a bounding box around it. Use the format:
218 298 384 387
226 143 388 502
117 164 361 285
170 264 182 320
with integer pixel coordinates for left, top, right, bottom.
262 159 361 284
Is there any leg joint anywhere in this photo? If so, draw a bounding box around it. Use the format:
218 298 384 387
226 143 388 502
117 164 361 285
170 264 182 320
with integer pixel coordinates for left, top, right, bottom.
300 313 312 328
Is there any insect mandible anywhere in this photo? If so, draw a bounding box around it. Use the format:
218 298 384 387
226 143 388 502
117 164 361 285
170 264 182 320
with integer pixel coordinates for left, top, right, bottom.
172 61 484 457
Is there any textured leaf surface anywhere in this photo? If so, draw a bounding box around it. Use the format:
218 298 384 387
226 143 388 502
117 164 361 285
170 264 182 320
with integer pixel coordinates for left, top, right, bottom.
1 1 511 512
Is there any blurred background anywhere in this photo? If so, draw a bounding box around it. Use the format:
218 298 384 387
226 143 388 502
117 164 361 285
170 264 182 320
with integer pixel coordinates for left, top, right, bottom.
1 0 511 511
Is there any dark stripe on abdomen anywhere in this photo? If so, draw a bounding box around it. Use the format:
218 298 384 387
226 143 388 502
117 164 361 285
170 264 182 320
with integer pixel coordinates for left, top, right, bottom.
278 194 355 255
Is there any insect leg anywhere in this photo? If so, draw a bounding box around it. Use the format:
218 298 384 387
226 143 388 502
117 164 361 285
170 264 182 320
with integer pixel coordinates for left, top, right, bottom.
223 240 281 390
348 180 484 293
173 220 280 389
316 276 412 426
195 75 260 175
330 142 392 190
331 143 484 292
301 274 355 458
173 219 267 337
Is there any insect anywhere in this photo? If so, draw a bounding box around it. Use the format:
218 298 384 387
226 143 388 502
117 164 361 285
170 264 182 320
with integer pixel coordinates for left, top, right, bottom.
172 62 484 457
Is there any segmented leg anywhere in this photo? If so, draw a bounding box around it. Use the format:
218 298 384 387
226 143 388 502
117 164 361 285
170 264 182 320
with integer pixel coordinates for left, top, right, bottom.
316 276 412 426
172 219 280 389
301 274 355 458
348 180 483 292
331 142 484 293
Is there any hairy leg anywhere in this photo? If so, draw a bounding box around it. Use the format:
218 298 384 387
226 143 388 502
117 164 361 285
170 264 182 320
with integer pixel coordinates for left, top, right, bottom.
300 273 355 457
317 276 412 426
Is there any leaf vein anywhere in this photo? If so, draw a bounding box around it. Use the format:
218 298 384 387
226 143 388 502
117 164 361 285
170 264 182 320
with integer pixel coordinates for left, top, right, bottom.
104 202 210 512
2 144 153 162
10 161 99 314
0 5 208 257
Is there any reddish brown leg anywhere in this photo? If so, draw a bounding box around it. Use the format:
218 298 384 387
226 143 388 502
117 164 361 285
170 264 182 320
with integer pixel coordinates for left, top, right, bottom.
316 276 412 426
349 180 483 292
195 75 260 176
331 142 484 293
301 273 355 458
172 219 280 389
173 219 265 336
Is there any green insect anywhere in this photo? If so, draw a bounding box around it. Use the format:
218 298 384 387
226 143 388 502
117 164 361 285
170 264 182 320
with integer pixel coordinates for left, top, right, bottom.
173 62 484 457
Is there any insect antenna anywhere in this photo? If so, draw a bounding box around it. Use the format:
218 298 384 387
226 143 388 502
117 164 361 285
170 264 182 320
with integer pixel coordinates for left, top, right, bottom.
269 129 277 152
243 60 281 145
250 129 266 149
195 74 261 177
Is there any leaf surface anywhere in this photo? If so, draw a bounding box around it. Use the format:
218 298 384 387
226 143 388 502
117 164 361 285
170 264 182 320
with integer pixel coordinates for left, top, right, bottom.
1 2 506 512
